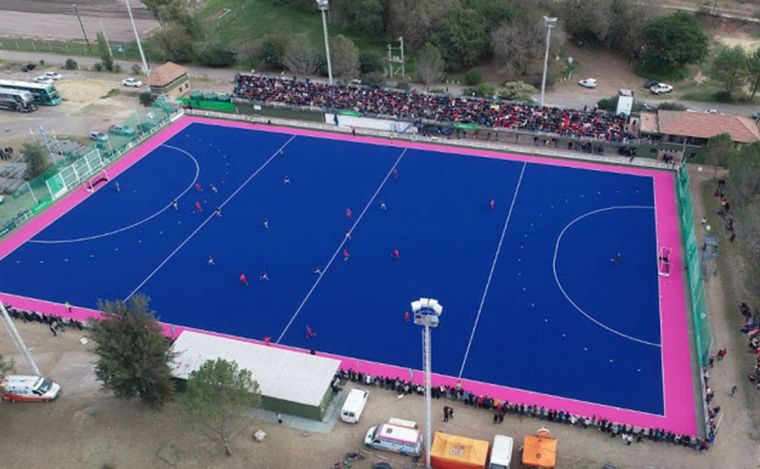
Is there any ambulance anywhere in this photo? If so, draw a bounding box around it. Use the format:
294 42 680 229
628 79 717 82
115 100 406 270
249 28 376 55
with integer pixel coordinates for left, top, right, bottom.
1 375 61 402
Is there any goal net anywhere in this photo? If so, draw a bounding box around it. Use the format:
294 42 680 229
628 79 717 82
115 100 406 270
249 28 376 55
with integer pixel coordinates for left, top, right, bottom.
85 170 110 192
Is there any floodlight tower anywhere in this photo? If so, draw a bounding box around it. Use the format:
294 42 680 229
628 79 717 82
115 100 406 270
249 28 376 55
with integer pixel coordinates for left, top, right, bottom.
412 297 443 469
316 0 333 85
540 16 558 107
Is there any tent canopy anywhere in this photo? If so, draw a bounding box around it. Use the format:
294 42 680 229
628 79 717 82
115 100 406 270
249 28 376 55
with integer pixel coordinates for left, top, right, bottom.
430 432 489 469
522 429 557 469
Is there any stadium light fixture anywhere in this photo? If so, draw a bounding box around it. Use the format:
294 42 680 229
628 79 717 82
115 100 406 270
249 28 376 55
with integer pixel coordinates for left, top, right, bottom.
316 0 333 85
412 297 443 469
540 16 558 107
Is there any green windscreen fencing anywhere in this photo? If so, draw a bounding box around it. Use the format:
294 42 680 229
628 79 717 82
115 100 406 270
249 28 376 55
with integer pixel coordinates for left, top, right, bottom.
676 167 712 366
0 99 179 239
178 98 235 113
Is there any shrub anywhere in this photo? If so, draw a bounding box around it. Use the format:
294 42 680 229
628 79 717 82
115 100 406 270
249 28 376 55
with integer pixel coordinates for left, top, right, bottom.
93 63 104 72
597 96 618 111
139 91 155 106
112 64 122 73
497 81 536 102
361 71 385 87
464 68 482 86
131 64 141 75
463 83 495 98
64 58 78 70
395 81 410 90
38 59 45 66
658 101 687 111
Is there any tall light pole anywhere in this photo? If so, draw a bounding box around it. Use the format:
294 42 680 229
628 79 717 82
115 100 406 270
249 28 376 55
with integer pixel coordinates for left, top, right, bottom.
412 297 443 469
0 301 41 376
540 16 557 107
125 0 150 76
316 0 333 85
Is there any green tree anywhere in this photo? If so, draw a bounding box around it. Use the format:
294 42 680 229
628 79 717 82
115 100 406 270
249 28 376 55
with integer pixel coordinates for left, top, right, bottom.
498 81 537 102
96 32 113 72
90 295 175 409
331 35 360 79
430 7 490 70
197 43 235 67
641 12 708 72
180 358 261 456
332 0 387 35
415 43 445 88
359 50 385 74
387 0 458 50
704 133 736 176
284 35 320 76
259 33 289 70
713 45 748 97
492 19 565 77
463 0 514 30
152 25 194 63
728 141 760 207
746 48 760 101
22 142 49 179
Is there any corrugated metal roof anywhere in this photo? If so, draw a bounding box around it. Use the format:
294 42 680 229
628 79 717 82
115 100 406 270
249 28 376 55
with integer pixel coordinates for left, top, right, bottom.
171 331 340 406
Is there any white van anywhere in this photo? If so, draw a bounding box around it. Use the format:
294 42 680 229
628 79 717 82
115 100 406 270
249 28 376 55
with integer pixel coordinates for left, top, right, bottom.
1 375 61 403
364 420 422 456
340 387 369 423
488 434 514 469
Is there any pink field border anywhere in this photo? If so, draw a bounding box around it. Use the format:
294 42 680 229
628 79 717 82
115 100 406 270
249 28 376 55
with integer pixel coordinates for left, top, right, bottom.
0 115 696 436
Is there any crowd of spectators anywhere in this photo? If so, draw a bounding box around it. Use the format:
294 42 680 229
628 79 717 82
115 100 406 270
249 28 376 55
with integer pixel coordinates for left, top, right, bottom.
739 302 760 388
335 368 713 450
233 74 632 143
5 306 86 336
0 146 14 161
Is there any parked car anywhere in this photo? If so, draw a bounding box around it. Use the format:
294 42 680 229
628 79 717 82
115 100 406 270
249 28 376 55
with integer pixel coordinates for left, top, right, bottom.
1 375 61 403
109 124 136 136
650 83 673 95
89 131 109 142
705 108 720 114
122 77 143 88
643 79 659 89
33 75 54 85
751 111 760 120
578 78 598 88
20 63 36 72
44 71 63 81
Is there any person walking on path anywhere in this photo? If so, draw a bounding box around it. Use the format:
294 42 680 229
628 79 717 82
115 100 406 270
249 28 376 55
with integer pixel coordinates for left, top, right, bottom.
730 385 738 397
443 406 450 422
277 413 283 424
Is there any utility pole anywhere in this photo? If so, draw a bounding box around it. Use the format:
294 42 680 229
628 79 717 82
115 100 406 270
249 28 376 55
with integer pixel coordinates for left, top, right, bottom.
540 16 557 107
72 4 92 51
0 301 41 376
125 0 150 76
387 37 405 80
316 0 333 85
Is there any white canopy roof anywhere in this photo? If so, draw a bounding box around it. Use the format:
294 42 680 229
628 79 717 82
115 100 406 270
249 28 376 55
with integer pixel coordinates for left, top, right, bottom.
171 331 340 407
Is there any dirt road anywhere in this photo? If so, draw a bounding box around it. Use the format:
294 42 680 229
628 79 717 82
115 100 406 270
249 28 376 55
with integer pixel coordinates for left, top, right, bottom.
0 0 158 42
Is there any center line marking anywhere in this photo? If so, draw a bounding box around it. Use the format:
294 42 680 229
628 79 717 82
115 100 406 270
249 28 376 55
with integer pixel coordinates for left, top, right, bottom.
276 148 408 343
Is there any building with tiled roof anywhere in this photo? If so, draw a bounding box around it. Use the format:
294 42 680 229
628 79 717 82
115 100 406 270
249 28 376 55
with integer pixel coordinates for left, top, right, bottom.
148 62 191 98
639 110 760 146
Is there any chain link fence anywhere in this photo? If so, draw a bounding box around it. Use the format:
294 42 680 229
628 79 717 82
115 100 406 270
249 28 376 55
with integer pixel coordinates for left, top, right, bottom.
0 99 180 238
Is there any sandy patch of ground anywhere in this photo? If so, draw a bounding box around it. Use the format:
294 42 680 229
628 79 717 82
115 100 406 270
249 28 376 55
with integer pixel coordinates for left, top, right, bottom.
713 32 760 52
56 78 121 103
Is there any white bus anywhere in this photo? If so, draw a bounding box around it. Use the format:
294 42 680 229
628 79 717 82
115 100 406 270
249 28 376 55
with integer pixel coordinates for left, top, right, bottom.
0 79 61 105
0 87 38 112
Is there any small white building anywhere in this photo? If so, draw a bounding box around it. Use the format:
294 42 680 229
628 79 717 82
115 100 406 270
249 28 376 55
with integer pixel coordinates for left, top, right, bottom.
171 331 340 420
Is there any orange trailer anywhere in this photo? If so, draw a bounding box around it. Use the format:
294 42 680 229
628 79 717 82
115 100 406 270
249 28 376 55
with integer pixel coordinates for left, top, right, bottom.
521 428 557 469
430 432 490 469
